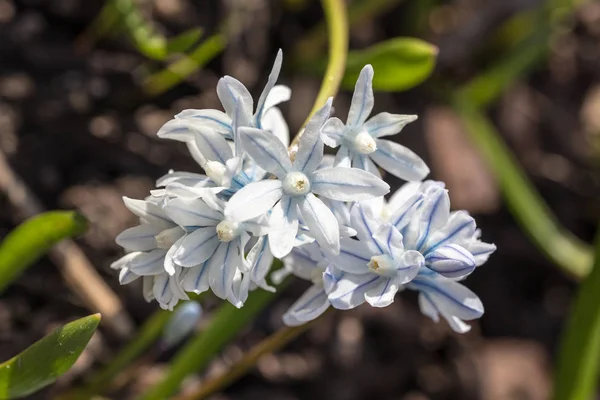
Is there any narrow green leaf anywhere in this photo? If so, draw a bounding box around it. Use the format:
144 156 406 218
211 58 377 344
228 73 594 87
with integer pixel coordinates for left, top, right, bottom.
0 314 101 399
553 231 600 400
0 211 88 293
452 98 593 279
166 28 204 55
342 37 437 92
138 262 284 400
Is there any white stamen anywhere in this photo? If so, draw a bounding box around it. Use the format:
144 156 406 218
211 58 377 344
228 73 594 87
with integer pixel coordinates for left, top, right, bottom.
155 226 185 249
368 254 397 277
216 220 241 242
204 161 227 185
353 130 377 154
282 171 311 196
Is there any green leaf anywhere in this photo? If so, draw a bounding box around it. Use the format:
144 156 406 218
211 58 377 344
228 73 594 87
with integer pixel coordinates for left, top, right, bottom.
342 37 437 91
0 211 88 293
0 314 101 399
166 28 204 55
553 231 600 400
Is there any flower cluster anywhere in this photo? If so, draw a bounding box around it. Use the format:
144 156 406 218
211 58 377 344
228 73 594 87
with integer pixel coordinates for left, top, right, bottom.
113 50 496 333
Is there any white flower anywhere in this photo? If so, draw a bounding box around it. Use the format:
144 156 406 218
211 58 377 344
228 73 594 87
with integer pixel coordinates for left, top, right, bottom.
225 99 390 258
162 193 264 307
112 196 189 310
321 65 429 181
407 269 484 333
324 203 425 310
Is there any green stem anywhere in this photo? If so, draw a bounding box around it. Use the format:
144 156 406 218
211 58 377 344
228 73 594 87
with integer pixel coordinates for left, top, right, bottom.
452 98 593 279
553 229 600 400
290 0 349 149
176 317 322 400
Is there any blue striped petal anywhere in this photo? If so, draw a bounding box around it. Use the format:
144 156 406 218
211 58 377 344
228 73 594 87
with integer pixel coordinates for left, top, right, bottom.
293 99 331 174
217 76 253 118
164 197 223 228
347 65 374 127
326 271 381 310
254 49 283 126
425 244 476 279
424 210 476 254
364 277 399 307
370 139 430 181
297 193 340 254
328 237 372 274
116 224 163 251
193 127 233 164
175 109 233 136
415 187 450 250
181 262 210 294
239 127 292 178
363 112 417 138
311 167 389 202
282 284 330 326
157 119 196 142
173 227 219 267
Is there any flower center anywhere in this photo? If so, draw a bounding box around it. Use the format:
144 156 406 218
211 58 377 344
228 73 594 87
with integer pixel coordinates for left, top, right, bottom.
352 130 377 154
216 220 241 242
282 171 311 196
204 161 228 186
155 226 185 249
367 254 396 277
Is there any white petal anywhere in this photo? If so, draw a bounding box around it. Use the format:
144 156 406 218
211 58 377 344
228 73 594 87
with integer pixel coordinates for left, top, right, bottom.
311 167 390 201
415 188 451 250
116 224 163 251
350 202 387 253
353 154 381 177
328 237 372 274
239 127 292 178
164 183 222 200
181 262 210 294
164 236 184 276
466 241 496 267
173 227 219 267
187 140 208 166
156 171 210 187
208 241 242 301
175 109 233 135
394 250 425 284
364 278 399 307
261 107 290 147
347 65 374 127
254 49 283 125
370 139 430 181
333 146 352 168
425 244 476 279
123 197 173 229
229 268 251 307
321 117 346 148
129 249 168 276
293 98 332 174
156 119 196 142
387 181 422 213
217 76 253 117
282 284 330 326
297 194 340 254
387 192 424 231
268 196 299 258
247 236 276 292
424 211 476 253
263 85 291 114
193 127 233 164
327 272 381 310
283 243 322 280
364 112 417 138
110 252 140 270
418 293 473 333
372 223 404 259
164 197 223 228
225 179 283 222
119 267 139 285
409 272 484 328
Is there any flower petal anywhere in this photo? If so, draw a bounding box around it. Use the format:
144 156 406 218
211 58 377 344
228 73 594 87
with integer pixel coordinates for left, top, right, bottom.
239 127 292 178
156 119 196 142
370 139 430 181
174 109 233 135
119 267 139 285
326 271 381 310
217 76 253 117
268 196 299 258
293 98 332 173
350 202 386 253
372 223 404 258
425 244 476 279
283 284 330 326
164 197 223 228
261 107 290 147
156 171 210 188
298 193 340 254
363 112 417 138
321 117 346 148
352 153 381 177
129 248 168 276
415 187 451 250
247 236 276 292
173 227 219 267
364 277 399 308
328 237 372 274
181 262 210 294
208 241 243 301
424 210 476 253
225 179 284 222
347 65 374 127
333 145 352 168
311 167 390 201
116 224 163 251
387 192 424 232
263 85 291 114
193 127 233 164
123 197 173 229
466 240 497 266
254 49 283 125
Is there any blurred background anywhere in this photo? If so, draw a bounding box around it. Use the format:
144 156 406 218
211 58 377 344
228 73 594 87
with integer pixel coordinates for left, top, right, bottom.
0 0 599 399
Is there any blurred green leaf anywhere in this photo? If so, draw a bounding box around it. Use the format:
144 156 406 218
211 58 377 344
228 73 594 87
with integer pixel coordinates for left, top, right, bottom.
139 261 284 400
342 38 437 91
0 314 101 399
0 211 88 293
553 231 600 400
166 28 204 55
